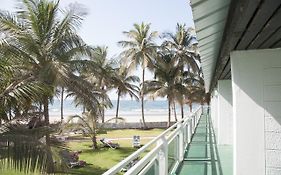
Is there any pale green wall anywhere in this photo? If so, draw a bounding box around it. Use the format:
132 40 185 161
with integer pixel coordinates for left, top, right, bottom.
231 48 281 175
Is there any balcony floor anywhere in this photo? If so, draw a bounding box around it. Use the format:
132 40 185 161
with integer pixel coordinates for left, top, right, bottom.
175 114 232 175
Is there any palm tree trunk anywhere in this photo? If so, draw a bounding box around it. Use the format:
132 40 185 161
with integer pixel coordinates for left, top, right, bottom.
91 112 98 149
173 101 177 122
43 96 53 173
141 68 147 129
101 86 105 123
46 144 55 173
168 100 171 127
181 104 184 119
60 87 64 122
189 102 193 112
116 91 121 123
43 97 49 125
92 136 98 149
101 105 105 123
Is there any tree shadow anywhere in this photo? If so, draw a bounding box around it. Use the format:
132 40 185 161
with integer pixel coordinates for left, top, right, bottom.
176 114 225 175
57 165 108 175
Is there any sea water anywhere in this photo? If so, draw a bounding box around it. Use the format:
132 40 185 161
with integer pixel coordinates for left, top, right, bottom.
49 99 197 118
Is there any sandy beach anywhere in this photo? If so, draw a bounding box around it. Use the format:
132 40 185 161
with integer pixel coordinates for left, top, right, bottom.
49 110 192 124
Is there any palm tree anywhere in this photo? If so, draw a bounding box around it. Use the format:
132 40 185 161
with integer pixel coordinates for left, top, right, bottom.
185 87 203 112
118 22 158 128
183 71 205 112
0 0 91 126
64 112 123 149
161 24 203 116
65 80 112 149
114 67 140 120
0 1 99 173
174 89 186 119
144 52 185 127
162 23 200 73
0 59 50 122
80 46 117 123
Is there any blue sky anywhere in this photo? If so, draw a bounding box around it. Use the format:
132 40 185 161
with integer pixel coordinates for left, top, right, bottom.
1 0 194 99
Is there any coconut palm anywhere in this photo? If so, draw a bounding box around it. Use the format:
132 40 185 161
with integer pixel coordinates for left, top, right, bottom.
64 112 124 149
80 46 117 123
0 59 50 122
144 52 185 127
174 89 186 119
161 24 203 115
0 0 91 126
118 22 158 128
63 69 114 149
162 23 200 73
185 87 205 112
183 71 205 112
114 67 140 120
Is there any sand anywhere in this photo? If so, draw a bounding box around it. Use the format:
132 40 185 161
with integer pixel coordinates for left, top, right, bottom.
49 111 192 124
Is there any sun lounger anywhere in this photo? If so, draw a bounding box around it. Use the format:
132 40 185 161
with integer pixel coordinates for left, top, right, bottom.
100 138 120 149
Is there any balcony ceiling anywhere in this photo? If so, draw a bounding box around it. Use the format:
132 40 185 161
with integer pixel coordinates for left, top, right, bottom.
191 0 281 92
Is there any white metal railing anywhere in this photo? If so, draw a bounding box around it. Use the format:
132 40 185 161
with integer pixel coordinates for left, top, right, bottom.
103 106 203 175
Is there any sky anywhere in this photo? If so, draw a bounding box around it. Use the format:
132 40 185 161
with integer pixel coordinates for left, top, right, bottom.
1 0 195 100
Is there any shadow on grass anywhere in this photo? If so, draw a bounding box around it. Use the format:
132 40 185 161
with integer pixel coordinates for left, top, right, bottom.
79 145 137 153
57 147 139 175
57 165 108 175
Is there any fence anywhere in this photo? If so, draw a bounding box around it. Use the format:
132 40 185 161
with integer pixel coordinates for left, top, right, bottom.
103 106 203 175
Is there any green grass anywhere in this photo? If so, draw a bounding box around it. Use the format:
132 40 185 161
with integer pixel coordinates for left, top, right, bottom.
0 129 164 175
0 129 165 175
0 170 40 175
98 128 164 138
65 129 165 175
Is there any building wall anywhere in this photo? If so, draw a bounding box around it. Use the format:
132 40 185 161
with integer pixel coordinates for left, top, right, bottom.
231 48 281 175
217 80 233 145
263 65 281 175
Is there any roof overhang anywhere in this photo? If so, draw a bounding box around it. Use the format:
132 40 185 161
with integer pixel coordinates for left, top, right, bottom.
191 0 281 92
191 0 231 92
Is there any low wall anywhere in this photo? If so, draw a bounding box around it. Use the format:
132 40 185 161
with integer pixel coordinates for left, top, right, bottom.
98 121 176 129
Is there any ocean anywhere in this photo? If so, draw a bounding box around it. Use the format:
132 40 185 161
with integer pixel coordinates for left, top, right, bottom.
49 99 197 118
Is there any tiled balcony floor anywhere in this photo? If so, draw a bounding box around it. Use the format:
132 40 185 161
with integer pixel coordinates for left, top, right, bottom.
176 115 232 175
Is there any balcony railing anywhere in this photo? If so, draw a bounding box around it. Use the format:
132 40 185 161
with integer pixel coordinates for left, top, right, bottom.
103 106 203 175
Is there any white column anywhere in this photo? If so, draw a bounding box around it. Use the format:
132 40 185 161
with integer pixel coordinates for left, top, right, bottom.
217 80 233 145
157 136 168 175
211 90 218 133
231 48 281 175
177 122 184 162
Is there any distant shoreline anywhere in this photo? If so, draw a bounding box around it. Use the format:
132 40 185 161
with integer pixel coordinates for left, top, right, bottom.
49 110 192 124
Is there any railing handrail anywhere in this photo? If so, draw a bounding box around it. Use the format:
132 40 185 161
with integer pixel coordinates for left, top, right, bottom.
103 106 202 175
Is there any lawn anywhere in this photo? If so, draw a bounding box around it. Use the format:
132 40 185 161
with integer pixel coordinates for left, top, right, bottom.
0 129 165 175
65 128 165 175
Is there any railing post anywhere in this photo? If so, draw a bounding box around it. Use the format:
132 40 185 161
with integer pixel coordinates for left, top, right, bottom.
193 116 196 133
185 123 189 145
188 119 192 143
195 114 198 125
177 122 184 162
157 136 168 175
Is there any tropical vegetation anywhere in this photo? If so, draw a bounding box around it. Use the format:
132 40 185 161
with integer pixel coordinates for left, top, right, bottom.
118 22 158 128
0 0 207 174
